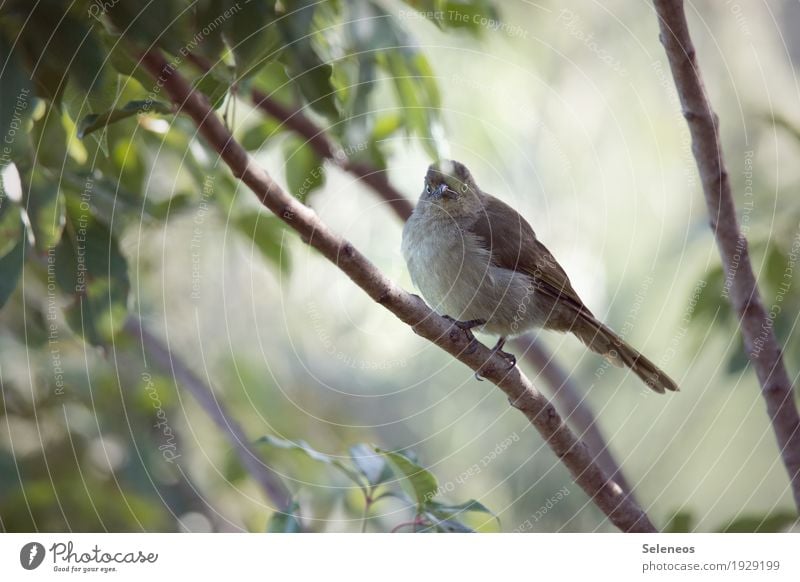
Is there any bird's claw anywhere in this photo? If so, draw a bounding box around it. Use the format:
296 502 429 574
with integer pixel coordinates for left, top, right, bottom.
474 349 514 381
487 337 517 371
442 316 485 343
440 316 505 381
497 350 517 370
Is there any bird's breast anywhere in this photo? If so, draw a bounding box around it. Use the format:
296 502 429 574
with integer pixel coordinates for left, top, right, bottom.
402 214 497 317
402 210 544 334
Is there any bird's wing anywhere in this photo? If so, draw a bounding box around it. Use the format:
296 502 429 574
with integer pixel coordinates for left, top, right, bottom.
469 195 592 317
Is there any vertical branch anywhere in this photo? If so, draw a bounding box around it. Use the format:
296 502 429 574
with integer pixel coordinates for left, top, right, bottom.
653 0 800 510
124 316 293 511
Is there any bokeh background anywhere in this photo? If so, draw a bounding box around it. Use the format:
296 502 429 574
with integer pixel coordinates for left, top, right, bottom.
2 0 800 532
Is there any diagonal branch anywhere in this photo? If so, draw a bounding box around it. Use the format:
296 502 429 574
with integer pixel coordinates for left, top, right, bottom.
139 49 656 532
653 0 800 510
186 51 415 220
124 316 293 511
250 90 414 220
247 87 635 500
514 335 635 497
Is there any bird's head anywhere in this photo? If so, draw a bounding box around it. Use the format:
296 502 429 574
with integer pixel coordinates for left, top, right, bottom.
419 160 482 217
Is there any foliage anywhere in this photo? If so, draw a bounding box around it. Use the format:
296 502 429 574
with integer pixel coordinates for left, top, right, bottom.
257 436 496 532
0 0 499 532
665 510 798 533
0 0 480 347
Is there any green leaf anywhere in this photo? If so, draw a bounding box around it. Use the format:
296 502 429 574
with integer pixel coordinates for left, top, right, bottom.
239 118 284 151
58 20 105 95
399 0 500 33
283 58 338 120
376 448 438 509
104 1 189 56
99 31 156 89
193 0 228 60
0 34 34 160
53 200 130 345
371 113 403 142
148 192 198 220
250 61 295 107
62 73 118 158
0 169 25 257
0 239 25 309
383 50 443 159
256 435 363 486
77 100 173 139
350 2 444 159
283 138 325 202
62 172 152 227
80 66 120 119
63 278 130 346
23 170 66 251
717 512 798 533
665 510 694 533
426 499 496 520
18 6 108 98
32 107 70 170
224 0 282 79
440 1 501 34
726 334 749 375
0 213 23 258
193 72 231 110
234 212 289 273
349 444 391 487
267 501 302 533
279 1 339 119
422 512 473 533
108 136 146 193
424 499 498 532
340 1 383 144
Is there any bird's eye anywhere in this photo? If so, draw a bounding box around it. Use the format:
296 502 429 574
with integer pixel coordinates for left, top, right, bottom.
461 184 468 193
425 184 431 194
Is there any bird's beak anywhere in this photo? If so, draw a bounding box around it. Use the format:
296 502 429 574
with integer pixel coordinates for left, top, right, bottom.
432 183 448 199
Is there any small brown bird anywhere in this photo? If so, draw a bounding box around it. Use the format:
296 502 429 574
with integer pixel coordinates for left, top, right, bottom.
401 160 678 393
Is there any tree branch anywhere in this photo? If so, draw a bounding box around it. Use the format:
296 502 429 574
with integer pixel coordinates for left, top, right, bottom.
124 316 293 511
249 88 415 220
139 49 656 532
247 87 634 499
513 335 636 498
653 0 800 510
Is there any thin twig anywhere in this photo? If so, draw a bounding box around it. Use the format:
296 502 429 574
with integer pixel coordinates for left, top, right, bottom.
653 0 800 510
247 87 634 499
124 316 293 511
139 49 657 532
360 493 372 534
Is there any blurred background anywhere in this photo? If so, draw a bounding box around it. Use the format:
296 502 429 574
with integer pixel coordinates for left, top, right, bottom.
1 0 800 532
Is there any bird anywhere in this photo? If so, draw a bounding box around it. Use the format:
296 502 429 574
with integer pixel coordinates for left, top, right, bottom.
401 160 678 393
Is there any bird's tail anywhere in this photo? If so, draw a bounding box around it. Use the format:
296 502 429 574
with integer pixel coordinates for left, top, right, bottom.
572 315 678 394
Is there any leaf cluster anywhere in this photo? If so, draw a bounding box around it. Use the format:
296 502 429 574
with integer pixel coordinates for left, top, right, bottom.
258 436 497 533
